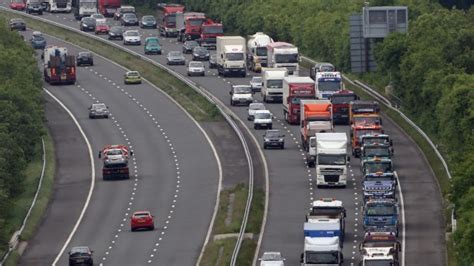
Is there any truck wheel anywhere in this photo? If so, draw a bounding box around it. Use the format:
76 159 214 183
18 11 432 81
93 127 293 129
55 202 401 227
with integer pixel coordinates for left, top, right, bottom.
263 144 267 149
281 144 284 149
263 95 267 103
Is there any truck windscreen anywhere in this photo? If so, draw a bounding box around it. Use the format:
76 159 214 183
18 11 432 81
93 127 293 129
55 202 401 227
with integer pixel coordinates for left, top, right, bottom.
267 79 282 88
226 53 244 61
331 95 357 104
364 147 390 157
275 53 298 63
202 26 223 34
80 2 95 8
365 260 394 266
318 154 346 165
365 162 392 173
188 18 205 26
318 81 341 92
256 47 267 56
366 205 396 216
306 252 340 264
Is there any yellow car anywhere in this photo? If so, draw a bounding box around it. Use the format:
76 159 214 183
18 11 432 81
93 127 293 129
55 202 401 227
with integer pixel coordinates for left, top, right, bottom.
124 71 142 84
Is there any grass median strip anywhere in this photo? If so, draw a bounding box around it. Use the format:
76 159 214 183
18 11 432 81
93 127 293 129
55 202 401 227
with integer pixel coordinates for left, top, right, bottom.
2 132 55 266
0 10 220 122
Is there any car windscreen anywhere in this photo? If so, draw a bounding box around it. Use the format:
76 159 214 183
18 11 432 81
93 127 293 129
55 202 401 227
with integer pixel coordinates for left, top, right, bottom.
110 27 124 33
249 104 264 110
125 31 139 36
143 16 155 21
234 87 251 93
251 77 262 83
364 162 392 173
83 18 95 24
93 104 106 109
265 131 282 138
255 113 271 119
226 52 244 61
123 13 136 19
189 62 203 68
186 41 198 47
169 52 182 57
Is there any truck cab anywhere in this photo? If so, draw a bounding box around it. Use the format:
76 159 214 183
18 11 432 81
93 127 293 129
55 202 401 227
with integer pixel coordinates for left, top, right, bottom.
282 76 316 125
315 72 343 99
359 232 400 266
315 132 349 187
363 199 399 236
360 143 393 162
199 19 223 49
330 90 359 125
267 42 299 76
362 172 397 203
157 4 184 37
306 199 346 236
261 67 287 103
247 32 273 72
361 157 395 176
300 237 343 266
351 127 384 157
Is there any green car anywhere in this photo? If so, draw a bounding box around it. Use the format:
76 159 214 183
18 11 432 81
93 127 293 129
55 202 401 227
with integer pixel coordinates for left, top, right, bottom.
144 37 162 55
124 71 142 84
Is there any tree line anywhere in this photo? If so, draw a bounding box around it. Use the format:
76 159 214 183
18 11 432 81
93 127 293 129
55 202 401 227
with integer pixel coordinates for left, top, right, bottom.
178 0 473 264
0 19 45 251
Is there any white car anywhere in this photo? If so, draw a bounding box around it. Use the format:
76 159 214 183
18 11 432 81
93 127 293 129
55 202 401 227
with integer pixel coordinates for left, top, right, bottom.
187 61 205 76
254 110 272 129
230 85 253 106
250 76 263 92
248 102 265 120
259 251 285 266
123 30 141 45
90 13 106 24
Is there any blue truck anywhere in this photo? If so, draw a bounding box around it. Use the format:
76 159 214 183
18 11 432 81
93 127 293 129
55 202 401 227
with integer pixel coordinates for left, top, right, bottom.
362 172 397 203
363 199 399 236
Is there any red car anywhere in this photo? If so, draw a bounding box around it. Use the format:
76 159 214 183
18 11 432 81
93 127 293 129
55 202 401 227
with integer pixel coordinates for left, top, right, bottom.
9 0 26 10
95 22 110 35
131 211 154 231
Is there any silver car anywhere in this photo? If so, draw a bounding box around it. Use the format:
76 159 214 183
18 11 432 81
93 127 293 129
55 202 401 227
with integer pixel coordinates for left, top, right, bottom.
89 103 109 119
187 61 205 76
166 51 186 65
250 76 263 92
123 30 141 45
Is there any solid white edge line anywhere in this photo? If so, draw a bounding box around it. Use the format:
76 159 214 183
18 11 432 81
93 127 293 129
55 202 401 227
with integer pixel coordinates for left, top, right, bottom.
33 30 224 264
45 88 96 266
396 173 406 266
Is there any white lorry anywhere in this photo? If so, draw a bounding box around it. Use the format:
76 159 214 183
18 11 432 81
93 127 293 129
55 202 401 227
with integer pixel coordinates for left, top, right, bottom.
315 72 343 99
247 32 273 72
315 132 349 187
48 0 72 12
216 36 246 77
267 42 299 76
73 0 96 19
261 67 287 103
301 235 343 265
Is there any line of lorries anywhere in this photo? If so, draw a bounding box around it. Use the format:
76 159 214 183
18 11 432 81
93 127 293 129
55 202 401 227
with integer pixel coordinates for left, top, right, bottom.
11 1 403 264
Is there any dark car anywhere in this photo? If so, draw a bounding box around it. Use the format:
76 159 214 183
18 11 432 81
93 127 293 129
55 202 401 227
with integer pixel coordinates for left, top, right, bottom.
166 51 186 65
80 17 95 32
182 40 199 54
69 246 93 266
9 18 26 31
76 52 94 66
209 54 217 69
192 46 210 61
25 1 43 15
263 129 285 149
140 15 157 29
120 13 139 26
89 103 109 118
108 26 124 40
30 31 46 49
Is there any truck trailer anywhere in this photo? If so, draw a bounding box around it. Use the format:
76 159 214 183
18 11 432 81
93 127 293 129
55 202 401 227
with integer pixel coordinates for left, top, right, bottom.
282 76 316 125
73 0 96 19
261 67 287 103
216 36 246 77
267 42 299 75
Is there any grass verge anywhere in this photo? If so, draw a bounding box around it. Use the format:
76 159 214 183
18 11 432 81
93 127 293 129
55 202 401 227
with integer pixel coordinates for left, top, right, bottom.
200 184 264 264
0 10 220 122
2 131 55 266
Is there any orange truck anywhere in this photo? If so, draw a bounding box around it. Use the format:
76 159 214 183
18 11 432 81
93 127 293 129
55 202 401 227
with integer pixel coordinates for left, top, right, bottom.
349 100 383 157
300 99 333 151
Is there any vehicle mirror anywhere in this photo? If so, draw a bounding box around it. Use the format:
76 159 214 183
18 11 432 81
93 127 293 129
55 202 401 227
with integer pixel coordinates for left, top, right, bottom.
359 243 363 251
229 91 232 95
130 151 134 156
68 251 71 255
300 253 304 263
258 258 262 261
98 152 101 158
347 156 350 162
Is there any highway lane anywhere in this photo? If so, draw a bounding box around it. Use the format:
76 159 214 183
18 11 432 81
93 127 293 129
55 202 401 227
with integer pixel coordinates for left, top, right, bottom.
10 8 445 265
17 29 219 266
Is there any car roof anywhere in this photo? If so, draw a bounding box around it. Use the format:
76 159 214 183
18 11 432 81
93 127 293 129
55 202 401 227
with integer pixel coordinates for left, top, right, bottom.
189 61 203 65
146 37 159 41
133 211 151 215
11 18 24 22
78 51 92 55
255 110 271 114
71 246 90 253
126 71 140 75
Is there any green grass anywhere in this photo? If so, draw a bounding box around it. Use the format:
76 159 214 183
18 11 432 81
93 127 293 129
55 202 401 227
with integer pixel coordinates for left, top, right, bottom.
236 239 257 266
214 184 248 234
447 234 457 266
1 132 55 265
0 10 220 122
200 238 236 266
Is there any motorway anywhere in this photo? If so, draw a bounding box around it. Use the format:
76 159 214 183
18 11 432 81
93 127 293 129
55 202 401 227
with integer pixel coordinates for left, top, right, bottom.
6 6 446 266
17 29 220 265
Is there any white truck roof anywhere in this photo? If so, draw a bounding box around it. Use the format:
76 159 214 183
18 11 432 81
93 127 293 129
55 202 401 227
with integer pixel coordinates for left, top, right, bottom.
248 32 273 48
312 199 343 208
304 219 340 230
283 76 314 84
316 71 341 79
224 45 245 53
316 132 347 154
304 236 340 252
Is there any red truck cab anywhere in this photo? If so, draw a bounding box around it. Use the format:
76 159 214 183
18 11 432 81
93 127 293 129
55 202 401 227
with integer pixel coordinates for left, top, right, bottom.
199 19 223 49
283 76 316 125
98 0 120 17
330 90 359 125
157 3 184 37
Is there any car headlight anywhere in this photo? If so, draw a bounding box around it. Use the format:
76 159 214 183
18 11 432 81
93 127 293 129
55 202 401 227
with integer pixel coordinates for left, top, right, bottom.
279 138 284 142
193 53 198 57
264 138 269 142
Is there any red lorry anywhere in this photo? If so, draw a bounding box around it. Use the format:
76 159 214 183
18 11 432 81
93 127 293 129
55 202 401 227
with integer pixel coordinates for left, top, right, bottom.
98 144 133 180
330 89 359 125
97 0 120 17
176 12 206 42
199 19 223 49
282 76 316 125
157 3 185 37
43 46 76 85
